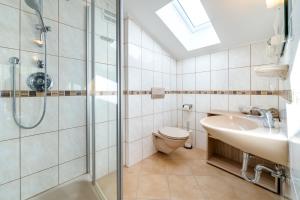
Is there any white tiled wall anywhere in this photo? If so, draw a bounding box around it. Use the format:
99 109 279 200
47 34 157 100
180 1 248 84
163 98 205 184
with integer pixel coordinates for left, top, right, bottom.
0 0 89 199
177 42 280 151
124 19 177 166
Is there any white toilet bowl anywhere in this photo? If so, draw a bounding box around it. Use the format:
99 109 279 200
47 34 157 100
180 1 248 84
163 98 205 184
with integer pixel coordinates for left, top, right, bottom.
153 127 190 154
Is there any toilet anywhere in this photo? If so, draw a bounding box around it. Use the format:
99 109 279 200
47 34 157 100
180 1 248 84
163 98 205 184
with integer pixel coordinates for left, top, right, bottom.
153 127 191 154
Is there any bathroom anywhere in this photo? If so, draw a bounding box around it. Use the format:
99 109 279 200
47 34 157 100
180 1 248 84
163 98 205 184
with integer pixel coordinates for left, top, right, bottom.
0 0 300 199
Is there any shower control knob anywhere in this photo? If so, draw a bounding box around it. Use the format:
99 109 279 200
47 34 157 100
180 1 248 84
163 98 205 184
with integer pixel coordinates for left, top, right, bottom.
27 72 53 92
37 60 44 68
9 57 20 65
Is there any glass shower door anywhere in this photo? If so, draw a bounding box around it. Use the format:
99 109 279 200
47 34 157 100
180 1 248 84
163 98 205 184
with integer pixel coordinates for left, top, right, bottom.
88 0 121 199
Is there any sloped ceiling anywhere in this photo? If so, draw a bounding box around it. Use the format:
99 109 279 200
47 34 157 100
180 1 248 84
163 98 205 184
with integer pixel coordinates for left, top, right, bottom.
124 0 277 60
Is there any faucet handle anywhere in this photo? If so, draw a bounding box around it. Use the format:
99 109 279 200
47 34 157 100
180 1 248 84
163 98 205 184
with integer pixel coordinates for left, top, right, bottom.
268 108 280 120
247 107 276 128
250 107 265 117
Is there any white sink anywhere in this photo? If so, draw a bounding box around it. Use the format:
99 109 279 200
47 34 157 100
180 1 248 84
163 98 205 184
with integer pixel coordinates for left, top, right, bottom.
200 115 289 166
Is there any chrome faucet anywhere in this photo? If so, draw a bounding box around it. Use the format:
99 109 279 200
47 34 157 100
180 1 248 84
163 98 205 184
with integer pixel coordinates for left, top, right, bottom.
249 108 275 128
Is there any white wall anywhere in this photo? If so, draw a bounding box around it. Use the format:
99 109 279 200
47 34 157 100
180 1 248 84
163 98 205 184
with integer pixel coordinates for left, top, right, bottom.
124 19 177 167
177 41 281 150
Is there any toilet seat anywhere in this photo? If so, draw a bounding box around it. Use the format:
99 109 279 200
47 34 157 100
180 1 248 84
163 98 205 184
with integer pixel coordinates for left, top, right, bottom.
158 127 189 140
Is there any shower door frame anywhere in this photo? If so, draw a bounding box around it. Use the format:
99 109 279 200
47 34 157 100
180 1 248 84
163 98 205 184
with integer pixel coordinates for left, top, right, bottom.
116 0 123 199
88 0 123 199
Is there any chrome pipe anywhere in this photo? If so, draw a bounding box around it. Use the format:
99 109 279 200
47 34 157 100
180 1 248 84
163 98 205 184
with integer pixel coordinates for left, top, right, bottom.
241 152 285 189
241 152 261 183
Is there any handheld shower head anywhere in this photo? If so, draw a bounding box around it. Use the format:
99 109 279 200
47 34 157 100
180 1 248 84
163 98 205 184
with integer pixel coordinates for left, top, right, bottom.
25 0 48 35
25 0 42 13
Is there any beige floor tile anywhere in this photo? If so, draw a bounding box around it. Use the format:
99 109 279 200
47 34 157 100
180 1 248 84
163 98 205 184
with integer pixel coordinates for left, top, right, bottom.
140 157 168 175
166 159 193 175
123 173 139 199
195 175 238 200
137 174 170 199
168 175 208 200
149 151 172 161
226 174 280 200
169 148 206 160
188 160 224 176
124 162 142 174
119 149 281 200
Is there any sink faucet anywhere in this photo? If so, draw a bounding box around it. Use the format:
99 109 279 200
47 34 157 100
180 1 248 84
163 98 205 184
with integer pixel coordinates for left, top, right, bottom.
249 108 275 128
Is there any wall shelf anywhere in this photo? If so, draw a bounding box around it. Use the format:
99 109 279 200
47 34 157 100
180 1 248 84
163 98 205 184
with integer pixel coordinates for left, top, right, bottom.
254 64 289 80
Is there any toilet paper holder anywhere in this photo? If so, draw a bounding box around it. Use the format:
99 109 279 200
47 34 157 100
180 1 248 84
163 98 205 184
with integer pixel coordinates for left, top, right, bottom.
182 104 193 111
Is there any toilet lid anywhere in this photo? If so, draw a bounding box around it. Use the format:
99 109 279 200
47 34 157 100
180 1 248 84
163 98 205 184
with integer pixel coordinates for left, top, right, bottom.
158 127 190 140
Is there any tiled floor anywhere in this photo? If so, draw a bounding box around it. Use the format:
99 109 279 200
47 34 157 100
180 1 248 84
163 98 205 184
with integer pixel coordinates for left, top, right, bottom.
122 148 281 200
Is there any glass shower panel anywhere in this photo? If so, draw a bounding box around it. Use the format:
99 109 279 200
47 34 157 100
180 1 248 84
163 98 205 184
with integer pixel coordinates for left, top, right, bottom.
89 0 119 199
0 0 121 199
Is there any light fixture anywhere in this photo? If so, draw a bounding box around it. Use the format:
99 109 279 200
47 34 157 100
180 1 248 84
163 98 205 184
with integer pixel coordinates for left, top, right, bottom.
266 0 284 8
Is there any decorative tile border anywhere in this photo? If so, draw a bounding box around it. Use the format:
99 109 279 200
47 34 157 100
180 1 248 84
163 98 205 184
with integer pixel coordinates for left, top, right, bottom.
123 90 284 96
0 90 87 97
0 90 292 101
95 91 118 96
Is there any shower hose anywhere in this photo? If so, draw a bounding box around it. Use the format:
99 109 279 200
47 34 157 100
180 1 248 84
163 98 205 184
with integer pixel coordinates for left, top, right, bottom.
11 10 47 129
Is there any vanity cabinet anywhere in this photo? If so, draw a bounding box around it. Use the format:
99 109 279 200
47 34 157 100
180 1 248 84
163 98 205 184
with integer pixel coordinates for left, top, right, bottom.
204 112 291 197
206 136 278 192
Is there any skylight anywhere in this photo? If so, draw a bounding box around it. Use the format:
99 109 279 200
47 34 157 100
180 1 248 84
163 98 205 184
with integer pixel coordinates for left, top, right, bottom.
156 0 220 51
176 0 209 28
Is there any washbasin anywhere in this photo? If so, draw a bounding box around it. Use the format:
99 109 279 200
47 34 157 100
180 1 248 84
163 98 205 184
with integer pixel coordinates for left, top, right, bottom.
200 115 289 166
203 115 259 131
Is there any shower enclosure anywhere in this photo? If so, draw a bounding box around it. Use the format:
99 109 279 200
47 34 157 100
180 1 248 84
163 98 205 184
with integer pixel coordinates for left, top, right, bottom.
88 0 122 199
0 0 122 199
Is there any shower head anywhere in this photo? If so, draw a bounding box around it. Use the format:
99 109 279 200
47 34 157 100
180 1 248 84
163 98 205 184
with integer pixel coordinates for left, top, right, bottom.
25 0 42 13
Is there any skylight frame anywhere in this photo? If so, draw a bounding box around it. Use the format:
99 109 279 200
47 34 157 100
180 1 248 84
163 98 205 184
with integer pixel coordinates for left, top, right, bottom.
156 0 221 51
173 0 210 32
